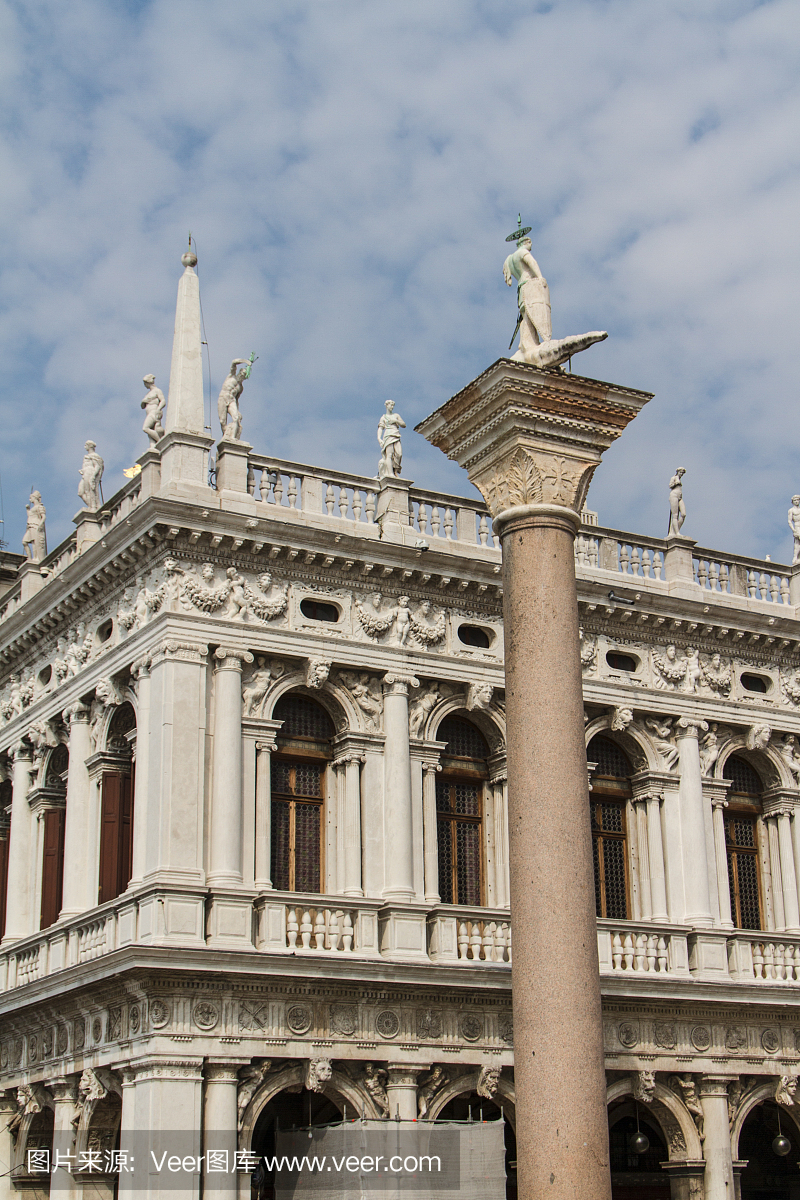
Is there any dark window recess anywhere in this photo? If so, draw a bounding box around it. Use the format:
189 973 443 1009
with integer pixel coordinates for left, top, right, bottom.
270 760 324 893
740 673 769 694
300 598 340 623
273 694 335 741
96 618 114 644
606 651 638 673
587 735 632 919
40 808 65 929
724 755 762 795
98 771 134 905
457 624 491 649
437 716 490 760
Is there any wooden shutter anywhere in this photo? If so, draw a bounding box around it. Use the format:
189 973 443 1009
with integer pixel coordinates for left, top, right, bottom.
40 809 65 929
98 774 123 905
119 767 134 893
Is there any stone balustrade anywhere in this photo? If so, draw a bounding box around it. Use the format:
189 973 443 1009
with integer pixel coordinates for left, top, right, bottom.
6 887 800 990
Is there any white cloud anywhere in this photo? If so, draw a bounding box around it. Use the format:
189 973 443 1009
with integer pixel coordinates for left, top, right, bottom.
0 0 798 562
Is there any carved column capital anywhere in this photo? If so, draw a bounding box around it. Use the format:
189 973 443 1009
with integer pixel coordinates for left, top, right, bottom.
676 716 708 739
62 702 90 727
131 654 152 681
698 1074 732 1098
710 797 729 810
214 647 254 671
10 739 33 763
422 762 442 775
333 752 366 769
383 672 420 696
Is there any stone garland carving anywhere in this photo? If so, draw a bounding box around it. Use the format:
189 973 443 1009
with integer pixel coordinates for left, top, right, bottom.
237 1062 273 1129
305 1059 333 1093
338 671 383 731
363 1063 390 1117
476 1066 501 1100
580 634 597 673
356 594 396 639
643 717 679 771
179 562 288 625
653 645 689 691
700 653 732 697
355 594 446 649
306 659 331 690
408 601 446 648
417 1066 448 1118
669 1075 704 1140
782 668 800 707
242 658 286 717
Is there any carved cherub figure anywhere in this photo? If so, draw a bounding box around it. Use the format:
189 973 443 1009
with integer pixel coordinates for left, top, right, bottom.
224 568 249 621
409 683 440 739
684 647 701 694
644 716 679 770
782 667 800 707
242 658 275 717
395 596 411 645
339 671 383 731
417 1066 447 1118
363 1063 390 1117
780 734 800 785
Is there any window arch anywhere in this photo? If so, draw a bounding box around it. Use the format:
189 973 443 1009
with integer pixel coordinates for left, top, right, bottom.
723 754 764 930
587 735 631 920
271 694 334 893
435 715 489 906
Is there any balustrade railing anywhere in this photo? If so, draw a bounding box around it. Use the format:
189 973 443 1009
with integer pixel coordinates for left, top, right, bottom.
615 541 664 580
728 932 800 981
285 904 357 953
596 919 689 976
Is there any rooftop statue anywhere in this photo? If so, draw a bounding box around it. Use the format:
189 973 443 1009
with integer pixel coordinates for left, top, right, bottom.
218 354 256 442
22 490 47 562
377 399 406 480
78 441 104 510
503 217 607 369
141 374 166 445
668 467 687 538
789 495 800 566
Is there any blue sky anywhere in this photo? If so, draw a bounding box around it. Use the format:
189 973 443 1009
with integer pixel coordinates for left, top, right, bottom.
1 0 799 559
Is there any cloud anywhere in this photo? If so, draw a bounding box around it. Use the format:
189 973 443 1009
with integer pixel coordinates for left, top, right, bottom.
0 0 798 562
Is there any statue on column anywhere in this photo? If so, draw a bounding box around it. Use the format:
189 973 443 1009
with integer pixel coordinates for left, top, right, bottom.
22 490 47 561
377 399 406 480
503 217 607 370
141 374 167 444
218 354 256 441
78 441 104 509
668 468 687 537
788 496 800 566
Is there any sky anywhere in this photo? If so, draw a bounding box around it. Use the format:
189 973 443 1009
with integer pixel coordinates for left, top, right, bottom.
0 0 799 561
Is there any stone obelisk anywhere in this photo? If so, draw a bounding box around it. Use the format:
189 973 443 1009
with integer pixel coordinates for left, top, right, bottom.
417 359 651 1198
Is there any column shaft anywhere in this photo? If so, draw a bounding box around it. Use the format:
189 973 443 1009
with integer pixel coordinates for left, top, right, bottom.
209 650 251 885
699 1076 734 1199
778 810 800 931
712 801 733 928
677 721 713 926
255 743 272 890
60 706 94 919
635 800 652 920
385 1066 423 1121
500 508 610 1200
646 795 669 921
422 764 441 903
382 675 418 901
3 746 34 941
129 659 151 887
343 756 363 897
767 817 786 930
203 1064 240 1193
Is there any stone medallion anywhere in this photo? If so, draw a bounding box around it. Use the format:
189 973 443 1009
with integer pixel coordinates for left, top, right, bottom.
56 1026 69 1056
92 1018 103 1043
653 1022 676 1049
73 1021 85 1052
149 1000 170 1029
761 1028 780 1053
618 1022 639 1049
690 1026 711 1052
129 1006 141 1035
330 1005 357 1036
193 1002 220 1030
375 1011 400 1039
498 1014 513 1045
28 1036 37 1063
417 1009 443 1040
286 1004 313 1035
725 1026 747 1051
459 1014 484 1042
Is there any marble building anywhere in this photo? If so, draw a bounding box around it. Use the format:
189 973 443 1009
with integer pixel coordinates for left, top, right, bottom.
0 247 798 1200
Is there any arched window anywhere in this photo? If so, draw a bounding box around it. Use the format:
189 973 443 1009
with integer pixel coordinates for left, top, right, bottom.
436 715 489 907
98 703 136 906
587 735 631 920
271 694 334 893
723 755 764 930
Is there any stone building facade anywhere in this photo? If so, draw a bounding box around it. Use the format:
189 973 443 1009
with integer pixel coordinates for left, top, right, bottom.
0 252 798 1199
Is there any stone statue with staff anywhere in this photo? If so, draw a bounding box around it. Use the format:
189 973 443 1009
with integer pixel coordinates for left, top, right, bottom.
218 353 257 442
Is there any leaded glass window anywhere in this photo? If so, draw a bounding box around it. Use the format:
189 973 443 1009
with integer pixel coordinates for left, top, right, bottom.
435 715 488 906
270 694 331 893
723 755 763 930
587 735 631 919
